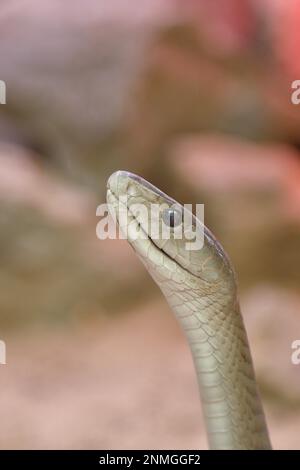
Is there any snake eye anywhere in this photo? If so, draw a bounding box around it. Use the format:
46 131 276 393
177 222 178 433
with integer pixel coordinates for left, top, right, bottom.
162 207 182 228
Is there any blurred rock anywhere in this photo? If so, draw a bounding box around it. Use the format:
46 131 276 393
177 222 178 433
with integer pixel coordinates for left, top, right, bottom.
0 0 175 184
175 0 258 54
273 0 300 79
169 134 300 289
0 295 299 449
0 143 151 328
170 133 300 222
243 284 300 406
0 301 206 449
0 143 94 225
170 133 295 192
126 20 273 178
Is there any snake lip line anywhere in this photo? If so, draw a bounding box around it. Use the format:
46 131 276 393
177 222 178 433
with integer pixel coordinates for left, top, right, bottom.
107 186 189 269
107 186 169 251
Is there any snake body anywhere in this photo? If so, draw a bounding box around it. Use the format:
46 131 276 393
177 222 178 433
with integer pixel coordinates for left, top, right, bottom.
106 170 271 450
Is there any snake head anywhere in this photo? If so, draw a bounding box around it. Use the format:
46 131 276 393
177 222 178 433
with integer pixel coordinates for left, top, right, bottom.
107 171 236 290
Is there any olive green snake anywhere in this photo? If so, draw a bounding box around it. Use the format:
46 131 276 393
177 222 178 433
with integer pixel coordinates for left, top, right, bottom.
106 170 272 450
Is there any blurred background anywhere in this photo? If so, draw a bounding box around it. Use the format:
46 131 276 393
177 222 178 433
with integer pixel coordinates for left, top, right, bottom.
0 0 300 449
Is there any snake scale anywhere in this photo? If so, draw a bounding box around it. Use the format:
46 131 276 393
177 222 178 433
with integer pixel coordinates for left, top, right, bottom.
106 170 271 450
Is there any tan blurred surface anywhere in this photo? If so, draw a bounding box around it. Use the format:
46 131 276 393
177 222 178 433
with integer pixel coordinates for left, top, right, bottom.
1 295 300 449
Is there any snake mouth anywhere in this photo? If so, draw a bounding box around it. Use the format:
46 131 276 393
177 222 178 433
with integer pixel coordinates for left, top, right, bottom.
107 186 161 246
106 186 185 269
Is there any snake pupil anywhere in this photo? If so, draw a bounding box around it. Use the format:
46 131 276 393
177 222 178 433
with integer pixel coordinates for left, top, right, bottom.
162 208 182 228
169 212 175 227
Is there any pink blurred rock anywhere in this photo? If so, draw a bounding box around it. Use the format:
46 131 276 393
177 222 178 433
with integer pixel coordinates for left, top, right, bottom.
175 0 258 53
0 143 94 225
273 0 300 79
170 134 300 223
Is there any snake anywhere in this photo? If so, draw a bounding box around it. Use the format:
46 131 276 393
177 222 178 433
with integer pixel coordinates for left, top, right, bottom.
106 170 272 450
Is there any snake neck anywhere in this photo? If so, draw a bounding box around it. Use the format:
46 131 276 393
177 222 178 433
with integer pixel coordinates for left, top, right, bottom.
106 170 271 449
157 275 271 450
